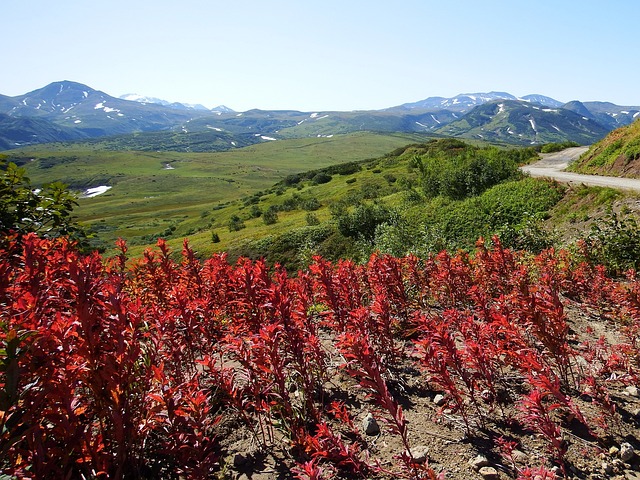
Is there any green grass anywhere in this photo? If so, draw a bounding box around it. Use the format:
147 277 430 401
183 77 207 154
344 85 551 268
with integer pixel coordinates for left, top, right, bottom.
10 132 433 254
568 120 640 175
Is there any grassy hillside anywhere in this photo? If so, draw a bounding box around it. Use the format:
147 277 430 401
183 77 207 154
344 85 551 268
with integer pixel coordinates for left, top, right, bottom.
568 119 640 176
161 139 565 270
9 132 434 253
11 133 638 269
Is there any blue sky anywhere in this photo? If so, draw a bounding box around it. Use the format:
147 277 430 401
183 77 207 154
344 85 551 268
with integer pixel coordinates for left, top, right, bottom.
3 0 640 111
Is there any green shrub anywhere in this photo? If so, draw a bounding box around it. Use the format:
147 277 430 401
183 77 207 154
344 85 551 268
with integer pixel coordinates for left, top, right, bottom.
539 141 580 153
418 178 565 252
328 162 361 175
249 205 262 218
335 202 395 241
263 207 278 225
300 197 321 211
0 159 88 248
305 213 320 226
311 172 332 185
228 214 246 232
384 173 397 184
580 208 640 274
415 140 532 200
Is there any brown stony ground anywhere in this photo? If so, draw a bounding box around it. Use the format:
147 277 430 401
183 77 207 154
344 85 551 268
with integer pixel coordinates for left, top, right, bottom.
215 302 640 480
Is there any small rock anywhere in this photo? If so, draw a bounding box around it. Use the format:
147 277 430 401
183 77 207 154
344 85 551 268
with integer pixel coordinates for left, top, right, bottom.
433 393 446 406
233 453 249 468
468 455 490 471
511 449 529 465
407 445 430 464
480 389 494 403
626 385 639 397
610 446 621 456
362 413 380 436
478 466 499 479
620 443 635 462
602 461 614 475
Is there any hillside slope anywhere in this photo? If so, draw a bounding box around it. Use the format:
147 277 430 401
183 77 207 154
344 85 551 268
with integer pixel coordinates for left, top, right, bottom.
436 100 609 145
568 119 640 176
0 113 87 149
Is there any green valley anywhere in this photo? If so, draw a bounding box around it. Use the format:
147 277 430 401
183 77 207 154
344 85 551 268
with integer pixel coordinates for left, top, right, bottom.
6 132 434 254
6 119 640 274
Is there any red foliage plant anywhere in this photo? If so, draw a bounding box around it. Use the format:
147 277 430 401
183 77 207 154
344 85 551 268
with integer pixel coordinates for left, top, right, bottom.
1 234 637 478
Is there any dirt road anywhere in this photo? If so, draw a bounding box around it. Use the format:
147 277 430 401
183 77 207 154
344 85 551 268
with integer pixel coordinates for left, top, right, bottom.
521 146 640 192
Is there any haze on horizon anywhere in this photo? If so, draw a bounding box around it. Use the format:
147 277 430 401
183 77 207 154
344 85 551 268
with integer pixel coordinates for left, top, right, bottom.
3 0 640 112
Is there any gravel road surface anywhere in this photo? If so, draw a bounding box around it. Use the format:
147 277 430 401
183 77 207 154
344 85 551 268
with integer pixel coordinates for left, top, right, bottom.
521 147 640 192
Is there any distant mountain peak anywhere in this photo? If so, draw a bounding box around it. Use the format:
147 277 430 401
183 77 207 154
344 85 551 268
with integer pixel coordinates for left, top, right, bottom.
437 99 609 145
23 80 97 98
212 105 235 113
518 94 564 108
119 94 233 113
391 91 563 113
119 93 169 105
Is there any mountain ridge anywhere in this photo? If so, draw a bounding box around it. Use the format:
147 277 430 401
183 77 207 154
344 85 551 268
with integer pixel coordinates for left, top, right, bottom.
1 80 639 150
437 99 610 145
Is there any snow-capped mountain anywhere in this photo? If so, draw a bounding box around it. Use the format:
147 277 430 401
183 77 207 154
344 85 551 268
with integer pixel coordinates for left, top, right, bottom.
119 93 173 106
519 94 564 108
393 92 564 113
0 81 213 144
395 92 517 112
119 93 233 113
0 81 638 151
437 99 609 145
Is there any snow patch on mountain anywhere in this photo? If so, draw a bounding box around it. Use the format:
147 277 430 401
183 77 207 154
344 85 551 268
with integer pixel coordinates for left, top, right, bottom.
82 186 112 198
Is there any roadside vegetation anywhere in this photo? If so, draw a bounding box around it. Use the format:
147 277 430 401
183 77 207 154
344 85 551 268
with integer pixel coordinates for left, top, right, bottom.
568 119 640 175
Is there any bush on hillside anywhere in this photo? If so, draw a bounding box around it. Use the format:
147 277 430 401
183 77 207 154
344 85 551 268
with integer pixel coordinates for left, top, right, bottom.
580 208 640 274
412 141 534 200
263 207 278 225
335 202 395 241
227 215 245 232
0 158 88 248
420 178 565 252
311 172 332 185
539 141 580 153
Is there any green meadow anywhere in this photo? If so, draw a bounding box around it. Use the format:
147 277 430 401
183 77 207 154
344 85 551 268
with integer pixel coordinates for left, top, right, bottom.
11 132 433 254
